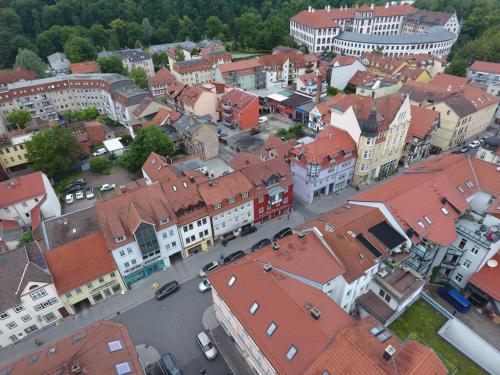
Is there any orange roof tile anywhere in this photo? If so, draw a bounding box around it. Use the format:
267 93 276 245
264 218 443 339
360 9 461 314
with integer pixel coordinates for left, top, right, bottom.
349 70 378 86
469 254 500 300
330 55 357 67
469 60 500 75
408 105 439 139
0 172 46 208
198 170 254 207
70 61 100 74
260 135 296 160
148 67 177 86
218 59 263 78
219 88 257 110
229 152 261 170
0 321 142 375
44 232 117 294
208 259 354 375
177 85 204 107
0 67 37 85
431 73 468 92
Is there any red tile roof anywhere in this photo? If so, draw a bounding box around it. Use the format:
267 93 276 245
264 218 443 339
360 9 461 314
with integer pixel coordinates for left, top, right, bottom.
469 60 500 75
141 152 178 183
349 70 378 86
431 73 468 92
330 55 357 67
229 152 261 170
178 85 204 107
208 259 354 375
305 205 393 282
291 10 340 28
0 67 37 86
254 231 345 284
44 232 117 294
198 170 254 206
143 107 182 127
219 88 257 110
259 54 289 69
70 61 100 74
148 67 177 86
0 172 46 208
408 105 439 139
469 254 500 300
0 321 143 375
218 59 263 78
239 157 293 198
260 135 296 160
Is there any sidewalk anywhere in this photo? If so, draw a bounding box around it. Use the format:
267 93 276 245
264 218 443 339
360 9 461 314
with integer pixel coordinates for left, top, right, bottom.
0 211 305 366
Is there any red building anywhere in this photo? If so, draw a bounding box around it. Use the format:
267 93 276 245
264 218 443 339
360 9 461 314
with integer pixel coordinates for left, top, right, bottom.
219 88 260 129
235 156 294 224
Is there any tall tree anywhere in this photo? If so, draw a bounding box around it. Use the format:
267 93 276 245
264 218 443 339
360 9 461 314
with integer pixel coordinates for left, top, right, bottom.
97 56 126 74
121 127 174 172
142 18 153 44
14 49 47 78
64 36 97 63
129 67 148 89
26 126 81 178
7 109 31 130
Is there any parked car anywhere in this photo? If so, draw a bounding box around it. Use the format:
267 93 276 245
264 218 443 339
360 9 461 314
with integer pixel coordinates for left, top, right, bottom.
219 131 228 137
259 116 268 125
66 184 84 194
196 332 217 360
100 183 116 192
438 287 471 313
199 261 221 277
160 353 182 375
250 127 260 135
78 153 89 160
251 238 271 251
224 250 246 264
198 278 212 293
273 227 293 240
92 147 107 156
468 140 481 149
65 194 74 204
75 190 84 200
85 187 94 199
458 145 469 153
71 177 85 186
155 281 180 300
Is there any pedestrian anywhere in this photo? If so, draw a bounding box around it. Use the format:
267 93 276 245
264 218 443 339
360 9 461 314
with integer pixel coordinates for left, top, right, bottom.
452 310 457 316
200 369 207 375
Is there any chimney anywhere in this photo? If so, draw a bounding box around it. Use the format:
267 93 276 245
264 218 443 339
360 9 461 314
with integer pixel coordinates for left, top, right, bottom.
272 241 280 251
447 85 452 92
189 175 195 183
71 364 82 374
310 307 321 320
312 8 315 13
264 263 273 272
370 3 374 9
308 5 312 12
383 345 396 361
315 70 322 105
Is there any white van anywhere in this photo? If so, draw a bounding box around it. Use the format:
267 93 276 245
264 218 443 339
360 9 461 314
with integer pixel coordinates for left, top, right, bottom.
259 116 268 125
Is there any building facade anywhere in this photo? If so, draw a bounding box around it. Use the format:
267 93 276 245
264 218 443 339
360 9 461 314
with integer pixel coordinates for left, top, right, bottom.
215 60 266 90
467 60 500 96
0 132 32 172
98 48 155 77
218 89 260 129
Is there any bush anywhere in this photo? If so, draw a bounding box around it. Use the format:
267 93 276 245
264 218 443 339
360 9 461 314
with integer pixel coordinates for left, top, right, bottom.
19 231 33 245
90 156 111 174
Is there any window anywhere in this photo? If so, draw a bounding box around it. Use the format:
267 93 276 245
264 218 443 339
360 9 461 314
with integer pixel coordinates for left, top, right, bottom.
242 192 248 198
259 207 264 214
286 345 298 361
379 289 385 298
13 304 24 313
249 302 260 315
6 321 17 329
471 246 479 255
458 238 467 249
30 289 47 301
267 322 277 336
86 282 93 289
115 235 125 243
384 294 391 303
115 362 132 375
228 275 236 287
119 250 126 257
93 293 103 302
9 335 18 342
127 247 133 254
65 292 72 298
228 197 235 204
75 288 82 294
183 226 188 233
162 232 168 239
202 218 207 224
43 312 57 323
455 273 464 282
463 259 472 269
259 196 264 203
199 231 204 238
21 315 32 322
124 262 130 268
417 221 425 228
214 203 222 210
160 218 169 225
24 325 38 334
131 259 137 265
424 216 432 225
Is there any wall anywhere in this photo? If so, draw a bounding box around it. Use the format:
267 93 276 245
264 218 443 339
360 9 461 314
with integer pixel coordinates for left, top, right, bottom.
41 172 61 221
212 201 254 238
330 61 366 90
0 194 45 228
178 216 213 256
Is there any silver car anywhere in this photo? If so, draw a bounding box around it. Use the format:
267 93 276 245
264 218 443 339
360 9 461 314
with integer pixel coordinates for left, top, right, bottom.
198 278 211 293
199 261 221 277
196 332 217 360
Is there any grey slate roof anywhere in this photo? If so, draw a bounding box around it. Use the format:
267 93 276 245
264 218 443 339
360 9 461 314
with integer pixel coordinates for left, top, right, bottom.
175 58 209 67
114 86 150 105
98 48 150 62
149 41 197 54
172 114 210 135
337 26 456 44
0 243 52 311
174 158 206 172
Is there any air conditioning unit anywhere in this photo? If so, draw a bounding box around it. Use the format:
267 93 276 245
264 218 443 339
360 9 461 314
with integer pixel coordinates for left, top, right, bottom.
263 263 272 272
310 307 321 320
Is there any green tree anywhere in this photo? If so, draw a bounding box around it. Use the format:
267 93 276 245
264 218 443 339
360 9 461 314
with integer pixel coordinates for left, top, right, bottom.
7 109 32 130
327 86 342 96
97 55 126 74
63 107 100 123
152 53 168 70
14 49 47 78
234 12 262 50
19 231 33 245
174 45 185 61
26 126 81 178
64 36 97 63
90 156 111 174
129 67 148 89
89 23 112 50
121 127 174 172
205 16 225 40
142 17 153 43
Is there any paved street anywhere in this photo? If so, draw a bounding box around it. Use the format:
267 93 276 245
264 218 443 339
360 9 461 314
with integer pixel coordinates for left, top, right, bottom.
112 278 231 375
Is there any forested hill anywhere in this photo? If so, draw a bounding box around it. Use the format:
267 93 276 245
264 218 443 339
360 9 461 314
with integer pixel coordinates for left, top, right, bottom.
0 0 498 76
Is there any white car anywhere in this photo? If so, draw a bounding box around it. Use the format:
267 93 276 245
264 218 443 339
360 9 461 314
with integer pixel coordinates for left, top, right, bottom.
85 187 94 199
468 140 481 149
199 261 221 277
75 190 84 200
259 116 268 125
92 148 107 157
99 183 116 192
196 332 217 360
65 194 74 204
198 278 211 293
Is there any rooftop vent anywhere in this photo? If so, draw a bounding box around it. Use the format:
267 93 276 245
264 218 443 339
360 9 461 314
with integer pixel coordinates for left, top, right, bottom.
325 223 334 232
310 307 321 320
264 263 272 272
272 242 280 251
487 259 498 268
71 364 82 374
189 176 195 183
298 232 306 239
383 345 396 361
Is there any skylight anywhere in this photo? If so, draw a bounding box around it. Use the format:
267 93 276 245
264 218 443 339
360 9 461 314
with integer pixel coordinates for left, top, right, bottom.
369 323 384 336
267 322 277 336
249 302 260 315
417 221 426 228
108 340 123 352
424 216 432 225
286 345 298 361
228 275 236 287
152 158 157 165
115 362 132 375
376 330 393 342
441 207 449 215
458 186 464 193
172 185 177 192
465 180 474 188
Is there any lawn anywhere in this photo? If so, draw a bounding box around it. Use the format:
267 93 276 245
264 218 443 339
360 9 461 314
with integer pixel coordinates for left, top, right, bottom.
389 299 485 375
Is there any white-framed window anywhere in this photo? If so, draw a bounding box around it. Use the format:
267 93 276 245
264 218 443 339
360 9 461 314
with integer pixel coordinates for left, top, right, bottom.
259 196 264 203
115 235 125 243
127 247 133 254
119 250 126 257
43 312 57 323
241 192 248 198
470 246 479 255
160 218 169 224
21 314 32 322
214 203 222 210
30 289 47 301
162 232 168 239
259 207 264 214
249 302 260 315
455 273 464 282
13 304 24 313
463 259 471 269
6 321 17 329
228 197 235 204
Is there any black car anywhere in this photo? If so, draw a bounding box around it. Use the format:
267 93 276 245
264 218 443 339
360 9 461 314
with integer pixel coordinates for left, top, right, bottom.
66 184 85 194
273 227 293 240
251 238 271 251
224 250 246 264
160 353 182 375
71 177 86 185
155 281 180 300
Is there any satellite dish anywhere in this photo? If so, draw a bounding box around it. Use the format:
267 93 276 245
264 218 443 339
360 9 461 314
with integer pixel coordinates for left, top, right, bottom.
487 259 498 268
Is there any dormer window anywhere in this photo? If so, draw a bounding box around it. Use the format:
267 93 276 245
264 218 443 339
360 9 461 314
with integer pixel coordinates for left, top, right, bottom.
228 197 235 204
241 192 248 199
160 218 169 225
214 203 222 210
115 235 125 243
441 207 449 215
329 156 336 163
151 158 157 165
417 221 425 229
343 151 352 157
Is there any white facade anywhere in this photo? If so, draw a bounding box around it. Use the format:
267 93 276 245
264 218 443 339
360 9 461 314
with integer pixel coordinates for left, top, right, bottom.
0 283 64 348
475 145 500 166
212 201 254 238
179 216 213 250
264 60 290 89
330 60 366 89
402 13 460 35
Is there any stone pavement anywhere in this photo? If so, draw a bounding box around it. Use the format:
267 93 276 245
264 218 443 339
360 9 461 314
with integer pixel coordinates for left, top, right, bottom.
0 211 305 366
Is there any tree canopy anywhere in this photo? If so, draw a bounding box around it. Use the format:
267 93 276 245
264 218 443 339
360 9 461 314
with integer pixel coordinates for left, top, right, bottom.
6 109 31 130
97 55 126 74
14 49 47 77
26 126 81 178
129 67 148 89
121 127 174 172
64 36 97 63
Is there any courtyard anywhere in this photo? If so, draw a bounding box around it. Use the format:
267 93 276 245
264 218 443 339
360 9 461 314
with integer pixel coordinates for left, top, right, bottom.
389 299 485 374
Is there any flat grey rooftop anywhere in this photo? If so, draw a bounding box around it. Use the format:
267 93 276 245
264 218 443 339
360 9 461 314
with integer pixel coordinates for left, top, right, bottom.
337 26 456 44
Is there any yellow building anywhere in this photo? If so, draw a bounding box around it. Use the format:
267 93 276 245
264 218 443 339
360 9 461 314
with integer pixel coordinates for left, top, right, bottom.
0 132 31 171
353 95 412 186
44 232 126 315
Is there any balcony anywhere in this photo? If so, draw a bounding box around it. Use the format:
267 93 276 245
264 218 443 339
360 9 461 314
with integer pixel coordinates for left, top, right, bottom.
446 245 465 256
222 111 232 118
440 261 459 270
222 103 232 111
